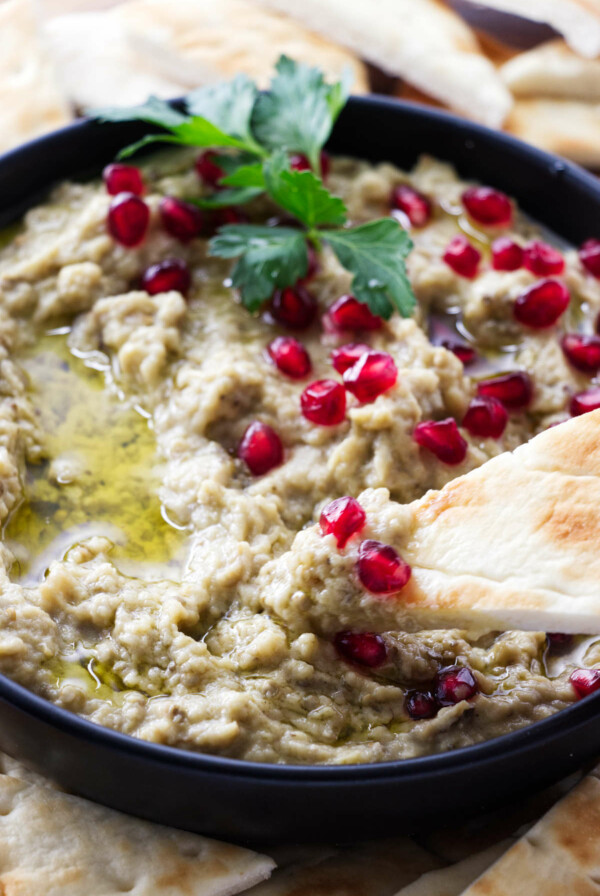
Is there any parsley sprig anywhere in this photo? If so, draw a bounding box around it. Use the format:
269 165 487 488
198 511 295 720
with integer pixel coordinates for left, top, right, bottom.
93 57 416 320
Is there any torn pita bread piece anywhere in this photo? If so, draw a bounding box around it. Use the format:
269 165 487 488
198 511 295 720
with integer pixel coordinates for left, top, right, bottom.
0 770 274 896
253 0 512 127
505 97 600 167
501 38 600 100
245 837 443 896
42 10 188 109
393 840 512 896
470 0 600 58
0 0 70 154
460 764 600 895
116 0 368 92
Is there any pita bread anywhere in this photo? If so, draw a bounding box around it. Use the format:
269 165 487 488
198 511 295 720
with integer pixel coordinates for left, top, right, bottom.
393 841 512 896
43 11 188 110
116 0 368 92
471 0 600 58
0 0 70 154
501 39 600 100
0 766 274 896
245 837 443 895
505 97 600 168
460 765 600 895
253 0 512 127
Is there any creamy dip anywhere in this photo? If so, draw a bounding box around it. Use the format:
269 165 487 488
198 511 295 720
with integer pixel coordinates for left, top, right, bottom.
0 150 598 764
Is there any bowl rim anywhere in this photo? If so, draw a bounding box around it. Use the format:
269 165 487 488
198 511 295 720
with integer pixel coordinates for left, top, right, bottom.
2 93 600 782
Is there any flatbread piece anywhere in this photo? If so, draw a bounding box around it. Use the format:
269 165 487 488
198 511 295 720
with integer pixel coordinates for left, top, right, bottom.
501 38 600 100
505 97 600 168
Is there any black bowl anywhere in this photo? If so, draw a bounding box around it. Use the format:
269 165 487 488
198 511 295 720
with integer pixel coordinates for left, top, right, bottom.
1 96 600 847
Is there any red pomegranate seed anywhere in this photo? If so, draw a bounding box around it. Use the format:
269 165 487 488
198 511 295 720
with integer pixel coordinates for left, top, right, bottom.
547 632 572 648
514 279 570 329
405 690 438 720
270 285 317 330
462 395 508 439
195 151 224 186
462 186 512 227
435 666 479 705
523 240 565 276
300 379 346 425
561 333 600 374
491 237 523 271
343 350 398 403
331 343 370 374
103 163 144 196
267 336 311 379
212 206 248 228
301 245 319 283
569 387 600 417
443 236 481 279
160 196 204 242
413 419 467 465
357 540 411 595
107 193 150 248
334 631 387 668
290 151 330 178
580 239 600 278
477 372 533 410
238 421 283 475
570 668 600 699
328 295 383 332
441 340 477 366
320 496 366 548
390 184 432 228
142 258 191 296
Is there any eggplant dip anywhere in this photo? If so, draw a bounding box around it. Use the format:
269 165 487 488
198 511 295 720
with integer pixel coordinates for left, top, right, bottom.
2 67 600 764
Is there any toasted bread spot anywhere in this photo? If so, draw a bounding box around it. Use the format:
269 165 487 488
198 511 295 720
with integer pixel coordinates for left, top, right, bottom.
415 474 487 525
537 482 600 551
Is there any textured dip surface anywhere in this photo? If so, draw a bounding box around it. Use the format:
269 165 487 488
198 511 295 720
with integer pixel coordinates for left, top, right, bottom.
0 151 597 764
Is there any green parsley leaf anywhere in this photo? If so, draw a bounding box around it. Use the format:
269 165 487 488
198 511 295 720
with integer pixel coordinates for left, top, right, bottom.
192 187 264 209
210 224 308 311
323 220 415 319
263 151 346 229
93 96 188 128
219 162 266 189
252 56 348 174
186 75 263 154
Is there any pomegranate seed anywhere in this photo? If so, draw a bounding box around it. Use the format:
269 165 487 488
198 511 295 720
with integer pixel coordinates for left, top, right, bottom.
267 336 311 379
390 184 432 228
238 421 283 475
142 258 191 296
441 340 477 366
435 666 478 705
160 196 204 242
580 239 600 278
327 295 383 332
195 151 224 187
569 387 600 417
300 379 346 425
103 163 144 196
405 690 438 720
462 186 512 227
343 350 398 403
212 206 248 228
320 496 366 548
477 372 533 410
462 396 508 439
443 236 481 279
561 333 600 374
523 241 564 276
492 237 523 271
413 419 467 465
514 279 570 329
334 631 387 668
301 245 319 283
570 668 600 699
357 540 411 595
290 151 330 178
107 193 150 248
331 343 370 375
547 632 572 648
270 285 317 330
